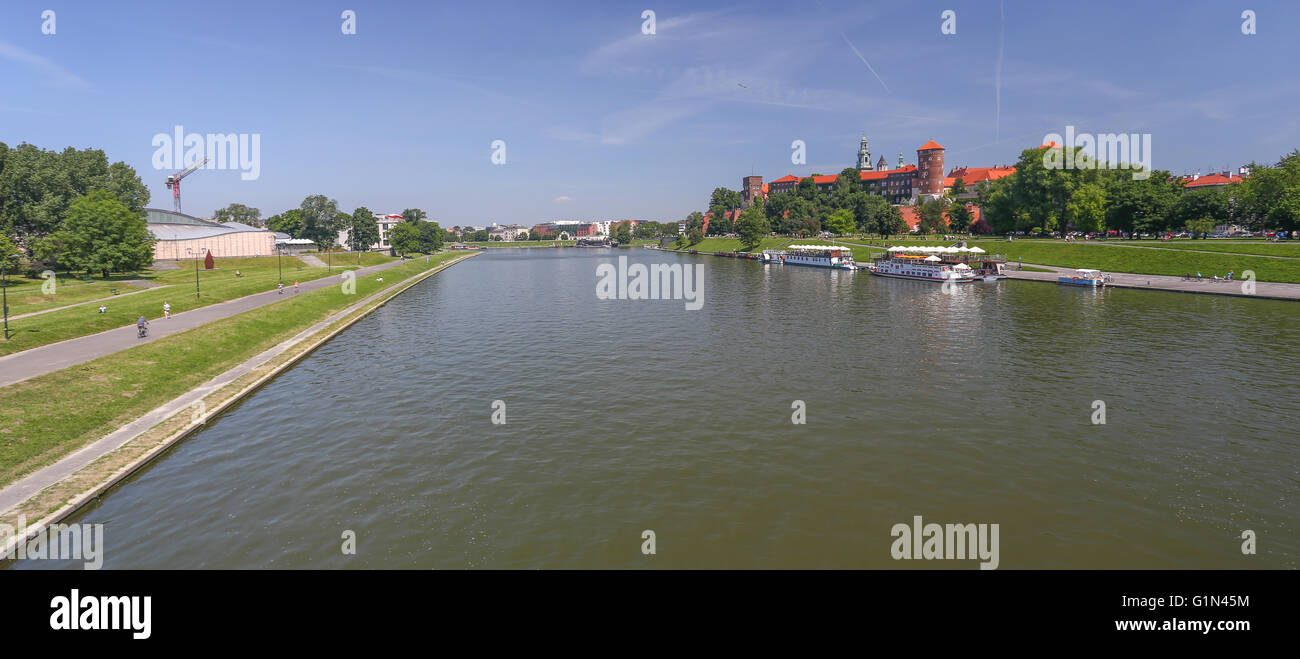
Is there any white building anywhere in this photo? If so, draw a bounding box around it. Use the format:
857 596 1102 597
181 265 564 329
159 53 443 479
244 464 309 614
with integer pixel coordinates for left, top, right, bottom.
337 213 405 251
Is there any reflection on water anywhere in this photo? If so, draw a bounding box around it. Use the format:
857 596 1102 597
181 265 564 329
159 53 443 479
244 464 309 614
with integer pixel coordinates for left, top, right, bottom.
11 248 1298 569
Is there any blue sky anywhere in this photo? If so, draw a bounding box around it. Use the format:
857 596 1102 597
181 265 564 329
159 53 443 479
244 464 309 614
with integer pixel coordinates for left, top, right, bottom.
2 0 1297 226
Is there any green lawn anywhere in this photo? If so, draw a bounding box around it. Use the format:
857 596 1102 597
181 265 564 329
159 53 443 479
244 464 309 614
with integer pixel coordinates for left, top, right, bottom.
0 255 394 356
0 251 472 487
310 251 398 267
1060 240 1300 258
881 240 1300 282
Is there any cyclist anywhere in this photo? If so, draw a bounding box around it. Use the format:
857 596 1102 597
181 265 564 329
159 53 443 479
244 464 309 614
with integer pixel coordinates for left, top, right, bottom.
136 315 149 338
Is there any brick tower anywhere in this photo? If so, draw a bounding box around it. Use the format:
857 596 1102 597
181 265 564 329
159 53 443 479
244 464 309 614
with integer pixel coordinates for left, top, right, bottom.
916 140 945 199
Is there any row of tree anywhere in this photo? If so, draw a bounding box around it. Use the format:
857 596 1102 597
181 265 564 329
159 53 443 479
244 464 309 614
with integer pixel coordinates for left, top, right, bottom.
976 147 1300 237
265 201 445 254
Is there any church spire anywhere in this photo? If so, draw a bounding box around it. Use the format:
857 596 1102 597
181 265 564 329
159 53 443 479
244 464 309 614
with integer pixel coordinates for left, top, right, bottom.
857 137 871 170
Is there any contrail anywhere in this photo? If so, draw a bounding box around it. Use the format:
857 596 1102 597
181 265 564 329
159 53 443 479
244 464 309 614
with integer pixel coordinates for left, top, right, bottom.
840 32 890 93
995 0 1004 141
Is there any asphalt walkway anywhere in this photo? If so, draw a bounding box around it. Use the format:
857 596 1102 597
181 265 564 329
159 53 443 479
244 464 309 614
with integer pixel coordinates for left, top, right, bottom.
0 258 412 388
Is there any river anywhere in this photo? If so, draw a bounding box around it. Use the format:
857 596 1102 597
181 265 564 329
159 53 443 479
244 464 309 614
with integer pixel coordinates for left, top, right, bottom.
11 248 1297 568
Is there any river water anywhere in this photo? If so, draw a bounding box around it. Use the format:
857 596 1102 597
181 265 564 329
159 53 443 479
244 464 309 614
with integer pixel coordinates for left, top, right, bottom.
12 248 1298 569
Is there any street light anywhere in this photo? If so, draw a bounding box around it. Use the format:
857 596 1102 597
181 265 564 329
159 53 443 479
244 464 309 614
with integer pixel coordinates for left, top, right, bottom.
2 253 21 340
185 247 200 298
276 244 283 284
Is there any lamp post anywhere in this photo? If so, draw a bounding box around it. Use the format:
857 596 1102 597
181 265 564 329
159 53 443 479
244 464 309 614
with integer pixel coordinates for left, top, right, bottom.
277 244 283 284
2 254 20 340
185 248 200 298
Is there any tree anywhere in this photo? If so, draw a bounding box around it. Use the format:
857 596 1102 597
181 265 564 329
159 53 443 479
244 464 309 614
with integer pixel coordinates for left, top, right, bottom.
60 190 154 278
917 199 950 234
266 209 304 238
878 205 909 236
346 207 380 252
1184 217 1216 239
947 203 972 232
949 177 967 198
825 208 855 235
389 221 420 255
0 233 21 271
401 208 428 224
687 228 705 245
417 220 444 252
213 203 262 226
298 195 341 250
707 188 743 218
614 223 633 244
0 142 149 244
736 198 770 249
1066 183 1107 234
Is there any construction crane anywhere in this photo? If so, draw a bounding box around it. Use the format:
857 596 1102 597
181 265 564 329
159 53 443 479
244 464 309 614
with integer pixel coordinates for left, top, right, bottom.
165 157 210 214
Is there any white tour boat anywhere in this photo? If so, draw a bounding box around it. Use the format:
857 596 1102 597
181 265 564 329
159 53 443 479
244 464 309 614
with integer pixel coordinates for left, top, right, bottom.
762 245 857 270
867 251 976 283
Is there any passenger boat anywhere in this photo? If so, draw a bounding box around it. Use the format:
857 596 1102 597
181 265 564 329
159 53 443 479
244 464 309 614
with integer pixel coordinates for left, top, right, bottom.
760 245 856 269
1057 268 1107 287
867 252 975 283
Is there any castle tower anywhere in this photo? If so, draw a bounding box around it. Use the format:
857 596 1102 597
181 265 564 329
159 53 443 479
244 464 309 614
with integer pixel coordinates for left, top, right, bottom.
857 137 871 170
916 140 946 199
876 156 887 171
898 152 904 170
741 175 763 208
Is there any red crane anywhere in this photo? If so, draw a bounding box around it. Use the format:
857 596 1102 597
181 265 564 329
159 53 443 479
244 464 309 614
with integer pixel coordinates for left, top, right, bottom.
164 157 210 214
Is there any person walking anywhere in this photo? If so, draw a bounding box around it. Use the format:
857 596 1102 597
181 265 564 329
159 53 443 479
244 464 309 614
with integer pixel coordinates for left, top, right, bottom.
163 301 171 318
294 281 300 294
277 282 284 295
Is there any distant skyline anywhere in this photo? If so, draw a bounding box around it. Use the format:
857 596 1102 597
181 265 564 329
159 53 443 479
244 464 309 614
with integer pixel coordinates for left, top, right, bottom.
2 0 1297 225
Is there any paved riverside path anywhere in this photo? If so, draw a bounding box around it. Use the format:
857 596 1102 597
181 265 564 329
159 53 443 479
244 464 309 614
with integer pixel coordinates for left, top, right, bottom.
0 258 413 388
1002 263 1300 300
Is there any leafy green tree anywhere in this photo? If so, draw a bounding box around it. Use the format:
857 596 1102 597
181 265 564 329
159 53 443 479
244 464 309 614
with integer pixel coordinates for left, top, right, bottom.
1184 217 1216 239
878 205 909 236
707 188 743 218
0 142 149 244
1066 183 1108 234
213 203 262 226
346 207 380 252
266 209 304 237
614 223 633 243
417 220 444 252
0 233 22 270
687 228 705 245
947 202 972 232
60 190 154 278
948 177 967 198
389 221 420 254
917 199 950 234
685 211 704 234
736 205 770 249
401 208 428 224
825 208 855 235
298 195 342 250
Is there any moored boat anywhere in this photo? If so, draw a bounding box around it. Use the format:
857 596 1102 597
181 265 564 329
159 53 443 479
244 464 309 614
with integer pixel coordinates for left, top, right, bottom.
1057 268 1108 287
760 244 856 269
867 249 975 283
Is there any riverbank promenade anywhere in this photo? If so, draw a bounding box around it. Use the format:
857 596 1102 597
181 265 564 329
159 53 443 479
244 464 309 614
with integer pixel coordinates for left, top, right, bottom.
1004 263 1300 300
0 258 417 388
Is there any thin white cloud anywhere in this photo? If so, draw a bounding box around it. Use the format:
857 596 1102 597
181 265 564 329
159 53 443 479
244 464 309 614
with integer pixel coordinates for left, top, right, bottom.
0 41 91 92
553 195 571 203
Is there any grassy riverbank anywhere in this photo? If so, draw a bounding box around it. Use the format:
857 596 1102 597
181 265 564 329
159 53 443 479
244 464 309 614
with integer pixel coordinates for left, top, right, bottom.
0 251 471 488
0 255 398 357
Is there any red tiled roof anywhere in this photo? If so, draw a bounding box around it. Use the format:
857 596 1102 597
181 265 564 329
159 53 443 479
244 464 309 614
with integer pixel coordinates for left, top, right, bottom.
770 175 799 183
1038 141 1059 149
946 166 1017 186
918 140 945 151
761 183 769 194
1182 173 1244 187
